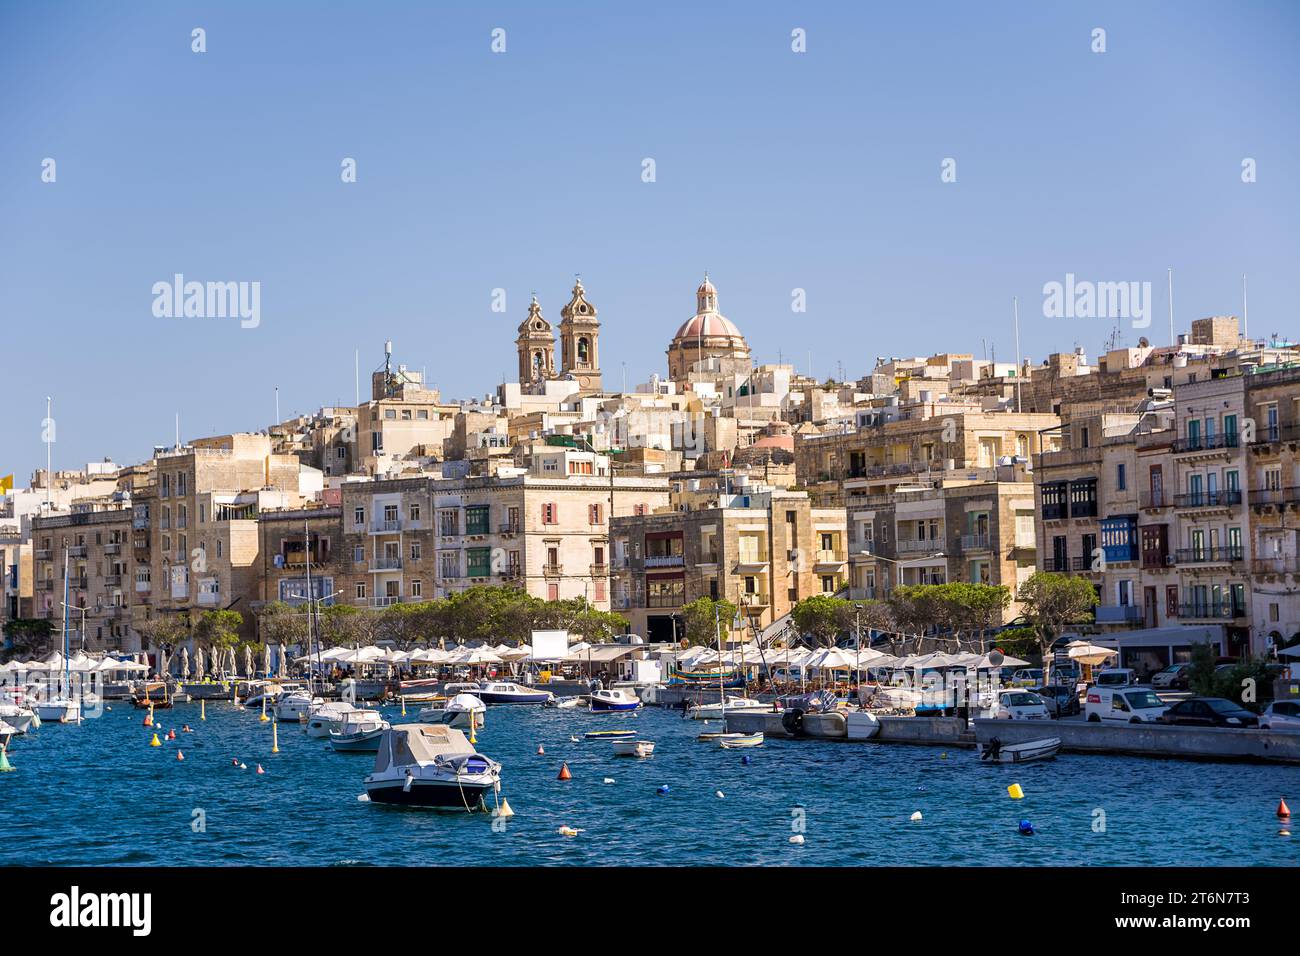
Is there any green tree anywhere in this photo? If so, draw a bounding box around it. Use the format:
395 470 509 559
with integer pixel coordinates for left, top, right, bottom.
1187 642 1273 709
791 594 854 646
2 618 54 659
193 609 243 652
133 613 189 651
679 597 739 647
1015 572 1099 681
255 601 309 647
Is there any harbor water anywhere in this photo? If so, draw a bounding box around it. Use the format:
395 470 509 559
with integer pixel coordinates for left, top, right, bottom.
2 701 1297 866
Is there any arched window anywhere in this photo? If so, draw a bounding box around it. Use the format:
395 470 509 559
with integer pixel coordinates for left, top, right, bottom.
578 337 590 364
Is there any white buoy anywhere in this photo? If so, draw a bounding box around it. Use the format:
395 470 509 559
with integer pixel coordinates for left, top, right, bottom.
716 790 725 799
789 835 805 845
603 777 615 785
910 811 923 822
492 798 515 818
557 825 583 837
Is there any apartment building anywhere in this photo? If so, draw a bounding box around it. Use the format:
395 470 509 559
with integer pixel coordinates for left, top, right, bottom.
610 486 847 640
257 505 344 610
796 399 1060 509
847 465 1037 619
139 434 317 640
30 501 134 652
337 452 671 611
356 355 458 475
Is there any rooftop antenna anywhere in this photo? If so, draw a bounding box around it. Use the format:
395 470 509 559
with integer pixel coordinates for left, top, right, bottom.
44 395 52 510
1242 273 1249 342
275 386 280 426
1167 268 1175 346
175 413 180 451
354 349 360 406
1012 296 1022 414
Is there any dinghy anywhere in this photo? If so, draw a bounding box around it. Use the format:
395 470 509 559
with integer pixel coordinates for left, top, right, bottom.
584 729 636 741
612 739 655 758
717 732 764 749
978 736 1061 764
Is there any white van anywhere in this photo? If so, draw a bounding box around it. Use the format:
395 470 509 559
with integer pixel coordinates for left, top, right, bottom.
1092 668 1138 687
1085 685 1168 724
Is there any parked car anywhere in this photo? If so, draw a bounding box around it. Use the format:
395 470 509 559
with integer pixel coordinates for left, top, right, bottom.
1032 684 1080 717
995 690 1051 720
1150 663 1192 690
1092 668 1138 688
1259 700 1300 732
1009 668 1043 688
1085 686 1169 724
1159 697 1259 728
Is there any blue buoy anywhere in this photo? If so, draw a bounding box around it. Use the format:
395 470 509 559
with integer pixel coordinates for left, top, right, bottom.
657 785 670 794
741 755 752 765
1018 819 1035 836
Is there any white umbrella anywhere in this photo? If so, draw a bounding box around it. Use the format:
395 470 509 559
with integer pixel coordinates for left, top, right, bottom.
808 647 857 670
973 651 1030 669
157 648 168 679
243 645 253 678
1277 645 1300 658
179 647 190 681
277 645 288 678
1066 641 1119 666
194 646 206 681
261 644 271 677
226 646 237 679
460 647 502 665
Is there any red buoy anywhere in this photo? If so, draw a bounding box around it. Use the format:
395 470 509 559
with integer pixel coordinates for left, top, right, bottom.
256 764 265 775
231 757 239 766
557 762 572 781
1279 797 1291 819
176 750 185 761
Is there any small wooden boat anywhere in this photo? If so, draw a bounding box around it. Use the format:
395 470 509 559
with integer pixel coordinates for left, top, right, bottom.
978 736 1061 764
132 681 173 709
717 732 764 749
612 739 655 758
584 729 636 741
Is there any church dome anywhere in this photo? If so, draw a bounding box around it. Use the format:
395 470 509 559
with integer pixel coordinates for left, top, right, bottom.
673 312 744 341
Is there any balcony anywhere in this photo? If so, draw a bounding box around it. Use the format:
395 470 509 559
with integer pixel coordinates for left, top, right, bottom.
104 543 122 555
1250 423 1300 445
589 563 609 576
897 538 943 554
543 563 563 576
1141 551 1174 569
360 596 404 608
70 577 88 590
1178 602 1246 620
1252 556 1297 575
135 581 151 593
132 516 150 530
1096 605 1143 624
370 557 403 571
1174 490 1241 510
1174 546 1243 565
1173 433 1240 454
35 549 52 561
68 546 88 558
36 580 55 592
1139 492 1171 510
499 522 520 536
739 592 770 608
644 554 685 568
814 550 847 569
104 574 122 587
959 534 991 552
647 592 684 609
371 518 402 534
1041 504 1067 521
1251 487 1300 509
1070 555 1099 572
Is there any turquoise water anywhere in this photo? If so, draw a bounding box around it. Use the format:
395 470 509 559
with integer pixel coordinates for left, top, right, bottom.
2 701 1297 866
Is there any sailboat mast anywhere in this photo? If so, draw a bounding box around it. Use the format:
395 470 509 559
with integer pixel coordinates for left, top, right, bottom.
62 548 70 694
304 520 316 692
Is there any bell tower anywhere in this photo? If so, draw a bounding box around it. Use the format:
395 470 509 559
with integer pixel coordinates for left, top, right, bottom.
559 277 601 392
516 295 556 386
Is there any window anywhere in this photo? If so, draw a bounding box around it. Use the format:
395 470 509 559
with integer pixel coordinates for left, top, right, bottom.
353 507 365 526
1041 481 1067 520
356 583 367 599
547 583 559 601
353 545 364 563
411 542 422 561
384 409 396 420
466 547 492 577
594 580 606 602
1116 463 1126 491
541 503 557 524
633 504 647 516
588 503 603 524
439 510 459 536
410 503 421 522
465 505 490 535
439 551 459 579
410 580 422 597
821 575 835 593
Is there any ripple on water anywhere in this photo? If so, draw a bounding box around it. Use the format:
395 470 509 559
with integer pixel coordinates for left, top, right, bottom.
1 702 1297 865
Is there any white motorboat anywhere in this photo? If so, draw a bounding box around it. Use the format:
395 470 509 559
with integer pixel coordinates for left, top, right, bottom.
33 698 81 723
242 681 286 710
363 723 502 810
304 701 361 738
978 736 1061 764
588 688 643 712
845 711 881 740
475 682 553 705
275 691 322 723
690 696 770 720
329 709 390 752
544 695 584 709
0 720 16 750
717 732 764 749
612 739 655 758
416 693 486 730
0 703 38 735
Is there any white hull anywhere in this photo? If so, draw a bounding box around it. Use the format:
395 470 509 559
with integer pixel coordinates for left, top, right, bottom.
691 698 770 720
33 700 81 723
978 737 1061 763
612 739 655 758
845 711 881 740
0 708 36 734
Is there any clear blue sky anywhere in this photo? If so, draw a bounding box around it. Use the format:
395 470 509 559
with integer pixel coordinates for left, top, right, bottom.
2 1 1297 483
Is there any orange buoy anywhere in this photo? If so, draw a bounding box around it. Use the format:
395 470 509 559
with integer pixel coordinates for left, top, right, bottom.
1278 797 1291 818
176 750 185 761
166 729 176 740
557 762 572 781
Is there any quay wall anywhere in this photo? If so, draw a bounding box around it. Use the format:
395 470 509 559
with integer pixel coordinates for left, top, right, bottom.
724 711 1300 764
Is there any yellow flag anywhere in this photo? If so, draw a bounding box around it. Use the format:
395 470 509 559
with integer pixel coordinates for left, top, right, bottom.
0 474 12 494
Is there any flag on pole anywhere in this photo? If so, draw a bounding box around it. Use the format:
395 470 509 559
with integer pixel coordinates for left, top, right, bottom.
0 475 12 495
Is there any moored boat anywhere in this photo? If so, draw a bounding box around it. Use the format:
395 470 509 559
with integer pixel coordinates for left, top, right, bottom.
584 728 636 741
690 695 769 720
329 709 390 752
978 736 1061 764
33 698 81 723
612 739 655 758
475 682 553 705
544 695 584 709
717 732 764 749
415 693 486 730
275 691 321 722
588 688 642 712
363 723 502 810
304 701 360 738
0 703 38 735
